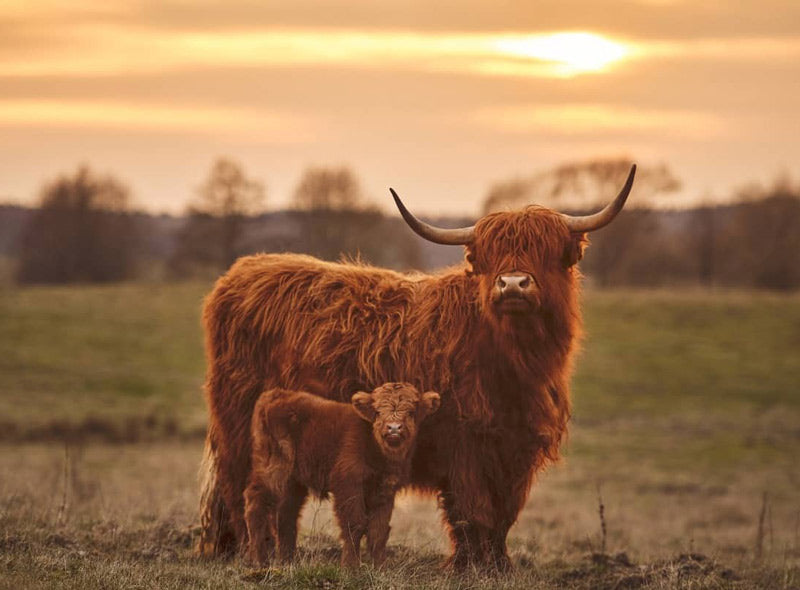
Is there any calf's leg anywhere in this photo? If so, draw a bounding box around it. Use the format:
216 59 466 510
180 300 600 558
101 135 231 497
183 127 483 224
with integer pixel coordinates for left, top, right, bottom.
276 480 308 562
365 498 394 567
243 480 278 565
332 483 368 568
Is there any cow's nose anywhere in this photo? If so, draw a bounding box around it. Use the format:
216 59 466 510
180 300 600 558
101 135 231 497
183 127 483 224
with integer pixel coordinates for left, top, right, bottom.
496 273 535 296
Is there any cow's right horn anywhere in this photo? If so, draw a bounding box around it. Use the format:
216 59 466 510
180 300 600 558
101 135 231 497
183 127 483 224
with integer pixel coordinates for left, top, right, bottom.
561 164 636 233
390 188 475 245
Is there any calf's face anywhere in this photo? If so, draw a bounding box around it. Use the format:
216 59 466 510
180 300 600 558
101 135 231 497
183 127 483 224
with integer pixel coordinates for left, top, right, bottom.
351 382 440 458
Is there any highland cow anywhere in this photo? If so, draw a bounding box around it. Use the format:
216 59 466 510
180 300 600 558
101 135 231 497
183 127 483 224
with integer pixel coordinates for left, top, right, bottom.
199 166 636 569
244 383 440 567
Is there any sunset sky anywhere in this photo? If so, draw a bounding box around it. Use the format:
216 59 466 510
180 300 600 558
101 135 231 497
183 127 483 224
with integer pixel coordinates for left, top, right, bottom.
1 1 799 214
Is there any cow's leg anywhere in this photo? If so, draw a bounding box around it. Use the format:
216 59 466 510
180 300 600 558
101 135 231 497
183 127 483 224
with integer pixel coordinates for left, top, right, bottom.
487 497 525 571
439 434 520 570
276 480 308 562
199 481 238 557
438 472 497 570
198 428 240 557
214 445 251 551
444 498 515 571
486 521 514 572
201 374 265 556
486 457 539 571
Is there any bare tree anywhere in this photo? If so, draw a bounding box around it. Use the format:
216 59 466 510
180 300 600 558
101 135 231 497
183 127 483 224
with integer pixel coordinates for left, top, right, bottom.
483 157 681 214
16 166 141 284
292 166 364 211
290 165 420 267
291 165 375 261
169 158 265 276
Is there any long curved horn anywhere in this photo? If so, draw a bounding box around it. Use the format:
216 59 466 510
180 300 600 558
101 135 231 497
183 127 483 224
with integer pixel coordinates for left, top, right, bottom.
562 164 636 232
390 188 475 245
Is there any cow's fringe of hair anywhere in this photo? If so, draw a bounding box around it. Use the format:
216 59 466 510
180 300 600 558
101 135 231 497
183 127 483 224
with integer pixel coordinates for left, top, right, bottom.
471 206 573 273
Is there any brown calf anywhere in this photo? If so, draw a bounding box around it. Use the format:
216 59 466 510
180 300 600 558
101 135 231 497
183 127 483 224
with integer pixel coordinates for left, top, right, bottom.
244 382 440 567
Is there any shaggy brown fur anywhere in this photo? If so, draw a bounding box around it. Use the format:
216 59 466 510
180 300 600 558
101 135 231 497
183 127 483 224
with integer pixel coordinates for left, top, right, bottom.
244 383 440 567
199 206 586 569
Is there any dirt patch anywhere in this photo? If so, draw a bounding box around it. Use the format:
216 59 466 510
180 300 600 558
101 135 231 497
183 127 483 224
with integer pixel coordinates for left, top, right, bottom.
557 552 743 590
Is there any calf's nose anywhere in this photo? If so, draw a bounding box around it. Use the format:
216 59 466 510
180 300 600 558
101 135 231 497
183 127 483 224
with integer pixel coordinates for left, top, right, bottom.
385 422 403 436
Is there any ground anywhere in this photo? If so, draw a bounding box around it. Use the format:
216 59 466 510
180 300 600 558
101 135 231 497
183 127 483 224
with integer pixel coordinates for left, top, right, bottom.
0 282 798 589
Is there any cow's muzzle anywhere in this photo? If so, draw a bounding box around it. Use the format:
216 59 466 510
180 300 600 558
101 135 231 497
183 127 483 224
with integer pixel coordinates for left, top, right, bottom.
493 273 538 313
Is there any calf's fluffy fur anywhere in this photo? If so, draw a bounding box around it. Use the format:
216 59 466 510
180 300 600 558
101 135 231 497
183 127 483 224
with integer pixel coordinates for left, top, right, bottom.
244 382 440 567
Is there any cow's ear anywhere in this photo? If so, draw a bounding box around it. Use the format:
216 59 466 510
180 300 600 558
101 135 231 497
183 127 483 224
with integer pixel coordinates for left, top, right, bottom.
420 391 441 419
563 233 588 267
465 246 483 276
351 392 376 422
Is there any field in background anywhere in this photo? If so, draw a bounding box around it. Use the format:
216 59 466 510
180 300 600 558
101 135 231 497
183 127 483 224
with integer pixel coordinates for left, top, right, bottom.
1 282 799 588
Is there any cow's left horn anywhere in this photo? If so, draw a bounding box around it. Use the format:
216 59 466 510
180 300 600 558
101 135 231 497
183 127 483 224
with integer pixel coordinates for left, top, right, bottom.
390 188 475 245
562 164 636 232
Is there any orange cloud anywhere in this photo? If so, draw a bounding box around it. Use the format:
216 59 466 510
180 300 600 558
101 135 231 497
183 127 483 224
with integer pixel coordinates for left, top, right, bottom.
0 99 311 140
0 25 634 78
473 103 727 139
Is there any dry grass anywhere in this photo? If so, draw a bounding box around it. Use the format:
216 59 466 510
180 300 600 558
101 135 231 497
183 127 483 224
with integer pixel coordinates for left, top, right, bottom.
1 283 799 588
1 437 797 589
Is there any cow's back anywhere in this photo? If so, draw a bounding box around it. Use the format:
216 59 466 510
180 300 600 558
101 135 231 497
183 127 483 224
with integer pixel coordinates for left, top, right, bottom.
204 253 424 414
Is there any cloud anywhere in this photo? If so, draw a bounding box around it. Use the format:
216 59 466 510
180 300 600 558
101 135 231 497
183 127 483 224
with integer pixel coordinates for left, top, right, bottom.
634 36 800 62
0 99 311 140
13 0 795 41
2 17 799 84
0 25 637 79
473 103 727 139
1 0 130 18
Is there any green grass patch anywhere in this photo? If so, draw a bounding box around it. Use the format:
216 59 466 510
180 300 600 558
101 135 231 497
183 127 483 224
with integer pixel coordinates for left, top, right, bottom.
0 282 208 433
1 283 799 443
575 288 800 418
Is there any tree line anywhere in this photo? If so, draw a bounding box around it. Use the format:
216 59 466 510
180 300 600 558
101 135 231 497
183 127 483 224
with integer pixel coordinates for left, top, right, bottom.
9 159 423 284
4 158 799 290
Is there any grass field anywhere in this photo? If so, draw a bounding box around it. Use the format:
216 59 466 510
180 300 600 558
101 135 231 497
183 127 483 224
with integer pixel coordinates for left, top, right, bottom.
1 282 799 588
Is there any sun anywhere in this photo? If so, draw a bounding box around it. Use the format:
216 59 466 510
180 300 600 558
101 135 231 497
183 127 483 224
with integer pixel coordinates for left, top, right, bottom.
493 32 632 76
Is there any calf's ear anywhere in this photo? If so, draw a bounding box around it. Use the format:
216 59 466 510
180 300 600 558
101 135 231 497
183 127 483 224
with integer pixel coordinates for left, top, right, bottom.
351 392 376 422
420 391 441 419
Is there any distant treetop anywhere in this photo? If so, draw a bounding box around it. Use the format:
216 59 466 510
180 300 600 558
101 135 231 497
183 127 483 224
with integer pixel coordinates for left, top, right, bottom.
292 166 368 211
483 157 681 214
